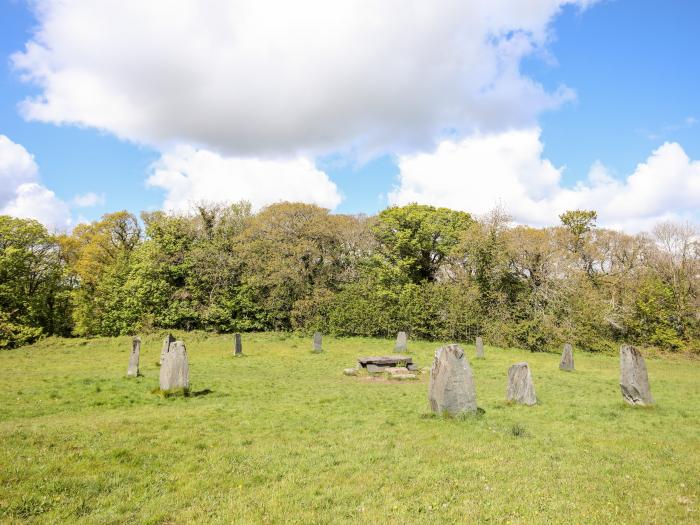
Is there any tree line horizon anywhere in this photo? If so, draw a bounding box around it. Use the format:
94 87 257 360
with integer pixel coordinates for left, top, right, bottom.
1 202 698 353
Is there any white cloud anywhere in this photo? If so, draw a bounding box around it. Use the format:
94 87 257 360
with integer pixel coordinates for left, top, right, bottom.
12 0 592 157
389 129 700 232
0 134 72 230
147 146 341 212
73 192 105 207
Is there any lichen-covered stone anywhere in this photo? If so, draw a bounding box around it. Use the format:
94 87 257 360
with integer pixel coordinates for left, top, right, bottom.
160 333 175 366
475 336 485 359
507 362 537 405
313 332 322 353
234 333 243 356
127 336 140 378
160 340 189 391
620 344 654 406
428 344 477 416
394 331 407 353
560 343 574 371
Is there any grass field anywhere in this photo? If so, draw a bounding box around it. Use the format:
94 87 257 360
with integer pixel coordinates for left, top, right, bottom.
1 333 699 524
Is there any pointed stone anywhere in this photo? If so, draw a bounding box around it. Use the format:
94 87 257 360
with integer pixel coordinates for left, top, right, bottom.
127 336 140 378
160 333 175 366
560 343 574 371
507 362 537 405
475 336 484 359
394 331 407 353
159 340 190 391
313 332 323 353
620 344 654 406
428 344 478 416
234 333 243 356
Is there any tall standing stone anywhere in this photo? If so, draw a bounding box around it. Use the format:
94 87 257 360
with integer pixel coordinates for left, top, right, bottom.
127 336 141 378
475 336 485 359
507 362 537 405
160 333 176 366
313 332 323 353
159 340 190 391
620 344 654 406
560 343 575 371
428 344 477 416
234 333 243 356
394 331 408 353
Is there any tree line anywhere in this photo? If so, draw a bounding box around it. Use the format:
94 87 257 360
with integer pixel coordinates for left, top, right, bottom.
1 202 698 352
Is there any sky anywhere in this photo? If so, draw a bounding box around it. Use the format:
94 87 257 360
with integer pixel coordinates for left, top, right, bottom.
0 0 698 233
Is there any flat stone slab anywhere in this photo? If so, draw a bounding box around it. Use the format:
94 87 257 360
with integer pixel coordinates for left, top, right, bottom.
560 343 574 371
127 336 140 378
160 340 190 391
394 331 408 353
313 332 323 353
358 355 413 367
507 362 537 405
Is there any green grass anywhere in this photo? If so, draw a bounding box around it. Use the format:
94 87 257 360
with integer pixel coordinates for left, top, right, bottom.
1 333 699 524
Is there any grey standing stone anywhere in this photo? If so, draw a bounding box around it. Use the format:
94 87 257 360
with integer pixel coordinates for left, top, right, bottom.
428 344 477 416
313 332 323 353
475 336 485 359
507 362 537 405
160 333 176 366
127 336 140 378
620 344 654 406
560 343 574 371
234 333 243 356
159 340 190 391
394 331 408 353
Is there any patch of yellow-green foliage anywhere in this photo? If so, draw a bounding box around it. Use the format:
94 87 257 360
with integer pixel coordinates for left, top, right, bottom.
0 333 699 523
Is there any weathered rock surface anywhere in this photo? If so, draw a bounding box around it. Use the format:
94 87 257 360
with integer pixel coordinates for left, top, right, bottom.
428 344 477 416
394 331 408 353
507 362 537 405
343 368 359 376
234 333 243 356
620 344 654 406
560 343 574 371
127 336 140 378
475 336 485 359
160 334 175 366
366 364 383 374
160 340 190 391
313 332 323 353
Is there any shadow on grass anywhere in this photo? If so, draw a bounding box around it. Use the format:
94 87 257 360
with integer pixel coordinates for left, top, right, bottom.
151 387 213 398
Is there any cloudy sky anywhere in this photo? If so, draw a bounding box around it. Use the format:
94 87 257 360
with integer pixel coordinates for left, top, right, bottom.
0 0 698 232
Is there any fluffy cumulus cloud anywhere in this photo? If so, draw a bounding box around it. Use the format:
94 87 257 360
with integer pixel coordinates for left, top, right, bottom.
0 135 72 230
389 129 700 232
12 0 592 158
148 147 341 212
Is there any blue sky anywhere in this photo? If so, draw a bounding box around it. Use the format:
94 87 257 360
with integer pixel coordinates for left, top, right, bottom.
0 0 698 231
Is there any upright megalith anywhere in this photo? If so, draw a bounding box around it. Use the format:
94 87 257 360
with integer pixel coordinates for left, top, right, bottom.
127 336 141 378
233 333 243 356
394 331 408 353
313 332 323 353
475 336 485 359
620 344 654 406
428 344 477 416
160 333 176 366
507 362 537 405
560 343 574 371
160 340 190 392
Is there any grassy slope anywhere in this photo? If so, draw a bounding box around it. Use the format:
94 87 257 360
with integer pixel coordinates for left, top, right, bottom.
0 333 698 524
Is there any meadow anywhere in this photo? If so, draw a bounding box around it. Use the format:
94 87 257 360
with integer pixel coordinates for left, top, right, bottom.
0 333 698 524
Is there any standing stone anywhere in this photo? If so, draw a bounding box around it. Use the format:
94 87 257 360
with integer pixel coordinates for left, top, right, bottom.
159 340 190 391
560 343 574 371
620 344 654 406
428 344 477 416
507 362 537 405
313 332 323 353
394 331 408 353
475 336 485 359
127 336 141 378
160 333 176 366
234 333 243 356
